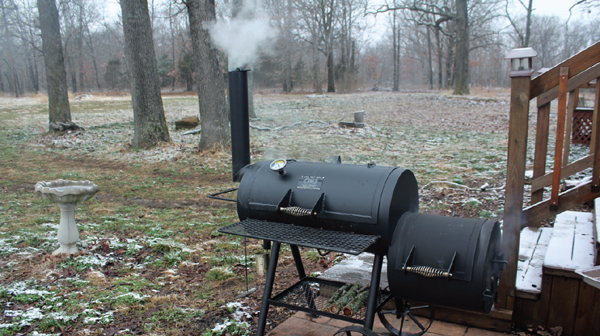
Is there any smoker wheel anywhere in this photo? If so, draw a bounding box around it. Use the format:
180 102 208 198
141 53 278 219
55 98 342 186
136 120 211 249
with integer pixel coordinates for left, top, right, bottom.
377 299 434 336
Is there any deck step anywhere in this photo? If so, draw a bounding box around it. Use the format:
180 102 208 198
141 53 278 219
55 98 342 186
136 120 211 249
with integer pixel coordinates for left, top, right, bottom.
516 227 552 299
543 211 595 277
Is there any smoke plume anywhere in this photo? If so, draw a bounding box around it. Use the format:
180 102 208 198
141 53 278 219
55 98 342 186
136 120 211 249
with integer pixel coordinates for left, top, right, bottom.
206 1 278 71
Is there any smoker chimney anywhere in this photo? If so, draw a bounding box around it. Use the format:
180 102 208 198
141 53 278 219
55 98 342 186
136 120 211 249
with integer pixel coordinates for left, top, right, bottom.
229 68 251 182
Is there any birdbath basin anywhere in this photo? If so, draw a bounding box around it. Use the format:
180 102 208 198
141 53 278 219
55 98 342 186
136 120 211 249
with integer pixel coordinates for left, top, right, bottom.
35 179 100 255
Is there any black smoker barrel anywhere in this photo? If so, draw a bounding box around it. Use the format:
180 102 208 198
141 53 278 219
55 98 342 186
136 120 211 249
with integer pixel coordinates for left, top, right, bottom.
236 160 419 254
229 69 251 182
217 158 505 335
387 213 504 313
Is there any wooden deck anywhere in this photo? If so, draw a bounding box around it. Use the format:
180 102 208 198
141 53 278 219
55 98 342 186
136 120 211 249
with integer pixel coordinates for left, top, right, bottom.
268 311 512 336
514 210 599 336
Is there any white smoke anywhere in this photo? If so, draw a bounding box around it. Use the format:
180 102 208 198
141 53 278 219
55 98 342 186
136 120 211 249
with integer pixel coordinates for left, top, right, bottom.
206 1 278 71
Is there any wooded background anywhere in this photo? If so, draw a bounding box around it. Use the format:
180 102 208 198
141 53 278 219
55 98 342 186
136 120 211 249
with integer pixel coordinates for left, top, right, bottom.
0 0 599 98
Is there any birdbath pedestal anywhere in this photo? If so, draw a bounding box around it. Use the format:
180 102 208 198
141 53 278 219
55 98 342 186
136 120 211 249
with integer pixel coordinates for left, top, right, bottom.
35 180 100 255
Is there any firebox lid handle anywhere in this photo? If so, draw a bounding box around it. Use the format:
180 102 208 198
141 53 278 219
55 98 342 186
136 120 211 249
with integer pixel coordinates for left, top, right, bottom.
402 245 416 274
310 193 326 218
447 251 458 280
331 155 342 164
276 189 293 212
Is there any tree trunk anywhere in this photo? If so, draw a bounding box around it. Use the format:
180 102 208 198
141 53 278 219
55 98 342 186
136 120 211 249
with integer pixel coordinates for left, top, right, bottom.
186 0 230 150
27 57 37 92
0 68 4 92
435 27 443 90
427 26 433 90
2 0 18 98
524 0 533 47
453 0 469 95
120 0 170 148
312 34 322 94
445 20 455 89
169 1 176 92
78 3 85 92
392 9 398 92
15 71 22 95
281 0 293 93
37 0 72 127
68 58 77 93
326 48 335 93
88 35 101 89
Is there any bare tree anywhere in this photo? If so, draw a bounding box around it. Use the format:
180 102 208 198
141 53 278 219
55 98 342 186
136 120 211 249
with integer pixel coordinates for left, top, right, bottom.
37 0 74 130
391 5 401 91
185 0 230 150
265 0 294 92
337 0 366 92
120 0 170 148
571 0 600 9
505 0 533 47
374 0 470 94
1 0 19 97
297 0 338 93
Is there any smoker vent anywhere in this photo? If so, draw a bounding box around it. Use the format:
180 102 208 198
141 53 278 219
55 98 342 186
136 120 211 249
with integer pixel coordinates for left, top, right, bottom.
270 277 392 324
218 219 379 255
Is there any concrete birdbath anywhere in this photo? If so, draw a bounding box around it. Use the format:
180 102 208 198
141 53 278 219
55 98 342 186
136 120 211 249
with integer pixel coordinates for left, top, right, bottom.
35 179 100 255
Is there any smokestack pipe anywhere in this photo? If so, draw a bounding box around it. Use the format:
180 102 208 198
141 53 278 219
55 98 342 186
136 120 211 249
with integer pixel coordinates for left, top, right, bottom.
229 68 251 182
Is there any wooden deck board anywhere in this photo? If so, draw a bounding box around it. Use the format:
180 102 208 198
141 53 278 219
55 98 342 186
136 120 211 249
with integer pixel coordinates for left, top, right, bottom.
516 227 552 297
544 211 595 276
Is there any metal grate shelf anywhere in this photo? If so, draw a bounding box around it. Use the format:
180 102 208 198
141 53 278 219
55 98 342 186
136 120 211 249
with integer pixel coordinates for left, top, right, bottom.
218 219 379 255
269 277 392 324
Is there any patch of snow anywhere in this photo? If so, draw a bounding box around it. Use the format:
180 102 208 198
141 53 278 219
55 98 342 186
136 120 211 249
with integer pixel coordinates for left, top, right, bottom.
41 223 61 230
115 292 149 300
47 311 78 322
2 280 52 297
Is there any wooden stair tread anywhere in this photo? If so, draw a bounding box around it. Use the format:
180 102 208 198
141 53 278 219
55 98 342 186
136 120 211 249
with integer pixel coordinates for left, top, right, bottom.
543 211 595 276
516 227 552 297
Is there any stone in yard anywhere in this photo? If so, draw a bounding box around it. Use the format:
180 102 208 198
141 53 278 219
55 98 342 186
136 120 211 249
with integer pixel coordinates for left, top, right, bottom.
175 116 200 130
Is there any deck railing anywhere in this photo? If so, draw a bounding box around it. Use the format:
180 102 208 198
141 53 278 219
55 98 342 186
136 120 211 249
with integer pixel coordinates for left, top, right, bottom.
496 41 600 311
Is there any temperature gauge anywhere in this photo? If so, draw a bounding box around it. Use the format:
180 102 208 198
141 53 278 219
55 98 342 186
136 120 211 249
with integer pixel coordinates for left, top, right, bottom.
270 159 287 175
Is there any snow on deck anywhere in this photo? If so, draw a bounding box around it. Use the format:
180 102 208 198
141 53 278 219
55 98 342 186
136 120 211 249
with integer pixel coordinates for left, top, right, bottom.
516 227 552 295
544 211 595 272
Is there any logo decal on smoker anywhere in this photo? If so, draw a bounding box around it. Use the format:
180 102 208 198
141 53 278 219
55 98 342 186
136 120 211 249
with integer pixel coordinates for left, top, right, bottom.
297 176 324 190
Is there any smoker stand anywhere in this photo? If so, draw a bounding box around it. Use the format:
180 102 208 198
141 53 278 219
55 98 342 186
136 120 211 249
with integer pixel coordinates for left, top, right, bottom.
219 219 390 336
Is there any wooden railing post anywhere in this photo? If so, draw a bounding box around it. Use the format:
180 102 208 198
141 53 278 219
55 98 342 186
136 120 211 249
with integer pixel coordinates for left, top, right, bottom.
592 78 600 191
550 67 570 210
532 102 551 205
562 88 579 165
497 48 537 310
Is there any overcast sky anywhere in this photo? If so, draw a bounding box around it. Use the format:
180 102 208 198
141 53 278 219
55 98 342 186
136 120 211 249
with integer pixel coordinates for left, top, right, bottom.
525 0 598 19
104 0 599 42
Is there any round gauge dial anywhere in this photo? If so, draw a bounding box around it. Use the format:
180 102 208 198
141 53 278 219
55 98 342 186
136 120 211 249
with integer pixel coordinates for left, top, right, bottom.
270 159 287 171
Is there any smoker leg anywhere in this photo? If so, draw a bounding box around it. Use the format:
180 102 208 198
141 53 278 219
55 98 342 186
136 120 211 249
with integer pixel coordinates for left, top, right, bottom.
290 244 306 279
290 244 318 312
256 241 281 336
364 253 383 330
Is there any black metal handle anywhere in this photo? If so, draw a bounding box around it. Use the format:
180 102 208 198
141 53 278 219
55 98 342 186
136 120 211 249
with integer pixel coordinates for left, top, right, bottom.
207 188 238 202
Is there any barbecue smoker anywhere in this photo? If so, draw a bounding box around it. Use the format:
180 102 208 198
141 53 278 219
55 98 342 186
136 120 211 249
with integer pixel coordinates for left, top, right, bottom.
212 70 505 336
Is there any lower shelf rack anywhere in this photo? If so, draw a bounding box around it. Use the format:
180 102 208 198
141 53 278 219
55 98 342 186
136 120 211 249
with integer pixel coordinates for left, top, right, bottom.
269 277 393 324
